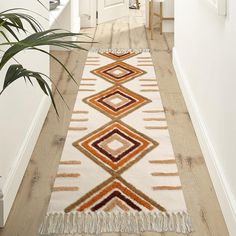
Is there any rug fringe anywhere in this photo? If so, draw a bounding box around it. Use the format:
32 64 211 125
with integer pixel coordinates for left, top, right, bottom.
39 211 193 235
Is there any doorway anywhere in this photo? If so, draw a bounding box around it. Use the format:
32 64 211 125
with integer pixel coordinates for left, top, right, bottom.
79 0 148 28
79 0 174 34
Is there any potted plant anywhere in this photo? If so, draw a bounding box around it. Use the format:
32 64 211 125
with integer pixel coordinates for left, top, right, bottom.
0 5 87 114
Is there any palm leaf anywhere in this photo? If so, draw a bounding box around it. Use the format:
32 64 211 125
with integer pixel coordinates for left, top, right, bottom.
0 10 43 41
0 29 86 68
0 9 91 115
1 64 60 115
0 30 88 87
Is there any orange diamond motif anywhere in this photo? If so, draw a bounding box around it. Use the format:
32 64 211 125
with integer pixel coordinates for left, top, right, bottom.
73 121 158 173
91 61 146 84
85 85 150 118
73 179 165 212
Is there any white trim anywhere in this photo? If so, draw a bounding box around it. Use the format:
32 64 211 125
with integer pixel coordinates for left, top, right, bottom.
80 0 97 28
0 96 50 227
0 190 3 227
172 47 236 236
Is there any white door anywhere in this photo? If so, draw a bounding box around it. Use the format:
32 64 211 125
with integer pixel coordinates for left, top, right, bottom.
97 0 129 24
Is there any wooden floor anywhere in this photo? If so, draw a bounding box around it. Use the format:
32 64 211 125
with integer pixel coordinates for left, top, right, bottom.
0 5 229 236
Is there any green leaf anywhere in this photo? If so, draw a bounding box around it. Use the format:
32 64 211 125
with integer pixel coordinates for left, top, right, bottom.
0 9 91 116
0 9 44 42
0 30 88 85
0 64 59 115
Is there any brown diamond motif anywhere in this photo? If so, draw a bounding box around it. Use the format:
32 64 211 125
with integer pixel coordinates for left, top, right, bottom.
91 61 146 84
73 121 158 172
84 85 150 118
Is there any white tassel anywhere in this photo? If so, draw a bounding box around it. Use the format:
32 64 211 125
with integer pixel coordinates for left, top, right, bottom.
39 211 193 235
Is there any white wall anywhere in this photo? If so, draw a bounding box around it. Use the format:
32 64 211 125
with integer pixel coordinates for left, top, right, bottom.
0 0 50 227
50 0 81 32
173 0 236 235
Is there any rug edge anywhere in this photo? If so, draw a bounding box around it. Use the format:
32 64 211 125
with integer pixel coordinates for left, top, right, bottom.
39 211 193 235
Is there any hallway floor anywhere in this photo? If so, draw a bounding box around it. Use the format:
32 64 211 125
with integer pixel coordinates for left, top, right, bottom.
0 5 229 236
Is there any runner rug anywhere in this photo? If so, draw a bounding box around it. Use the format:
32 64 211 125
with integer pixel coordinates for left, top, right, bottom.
39 49 192 235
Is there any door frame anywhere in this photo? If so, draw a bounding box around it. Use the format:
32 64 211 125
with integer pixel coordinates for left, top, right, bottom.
80 0 96 28
80 0 155 29
97 0 129 24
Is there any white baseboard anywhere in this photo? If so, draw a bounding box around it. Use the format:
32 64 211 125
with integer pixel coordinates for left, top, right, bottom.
0 190 3 227
0 96 51 227
172 47 236 236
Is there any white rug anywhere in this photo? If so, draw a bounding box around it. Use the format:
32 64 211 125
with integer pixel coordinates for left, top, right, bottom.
39 49 192 235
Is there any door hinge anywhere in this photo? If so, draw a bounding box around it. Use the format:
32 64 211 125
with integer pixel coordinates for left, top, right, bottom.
96 11 98 19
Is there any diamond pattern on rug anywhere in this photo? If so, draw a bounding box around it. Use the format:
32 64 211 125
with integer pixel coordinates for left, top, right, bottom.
40 50 192 235
73 121 158 173
100 51 138 61
64 179 166 213
85 85 150 118
91 61 146 84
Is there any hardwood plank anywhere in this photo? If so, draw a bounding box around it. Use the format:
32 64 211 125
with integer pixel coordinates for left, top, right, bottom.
164 33 174 51
129 15 148 49
146 28 168 51
111 17 130 49
150 51 182 93
93 22 113 49
50 50 70 92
